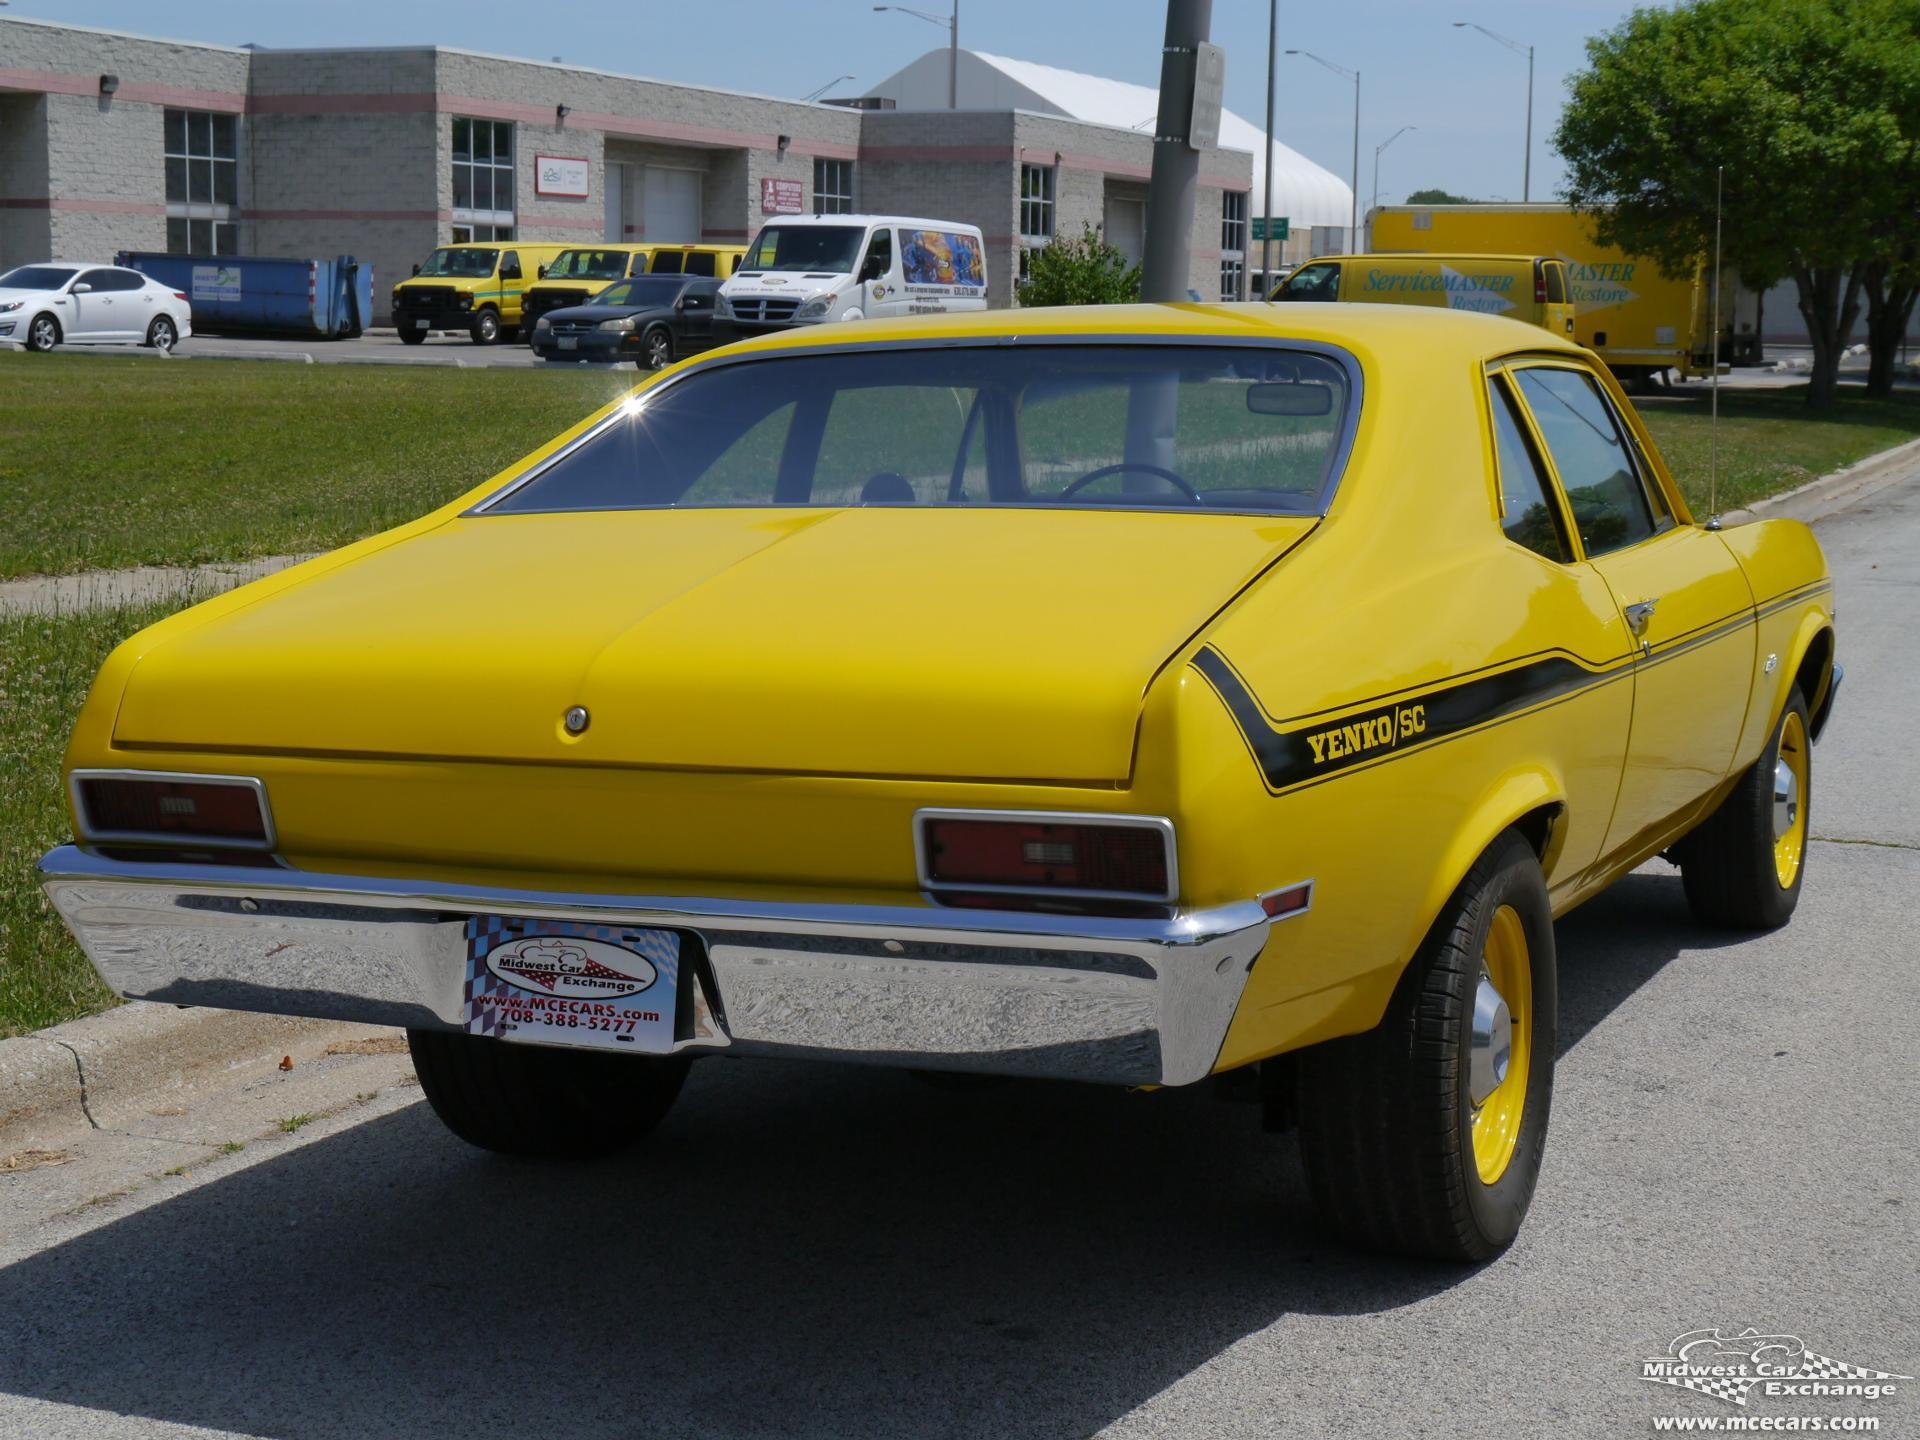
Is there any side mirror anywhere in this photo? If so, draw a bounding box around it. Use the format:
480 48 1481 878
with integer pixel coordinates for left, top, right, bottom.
1246 382 1334 417
537 264 548 279
412 263 421 276
71 282 93 294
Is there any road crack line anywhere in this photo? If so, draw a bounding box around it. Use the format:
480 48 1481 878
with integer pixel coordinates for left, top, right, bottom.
1812 834 1920 851
47 1040 101 1130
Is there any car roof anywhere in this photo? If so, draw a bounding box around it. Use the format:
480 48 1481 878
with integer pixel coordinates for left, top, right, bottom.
714 301 1588 369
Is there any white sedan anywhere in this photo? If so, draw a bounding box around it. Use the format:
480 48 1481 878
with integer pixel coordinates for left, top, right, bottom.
0 262 193 353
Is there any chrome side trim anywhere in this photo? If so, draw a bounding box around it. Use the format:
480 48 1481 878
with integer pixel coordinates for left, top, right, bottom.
69 769 276 851
38 846 1277 1087
912 807 1179 904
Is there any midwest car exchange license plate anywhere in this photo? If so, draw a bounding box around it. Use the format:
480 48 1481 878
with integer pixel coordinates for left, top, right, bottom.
463 917 679 1053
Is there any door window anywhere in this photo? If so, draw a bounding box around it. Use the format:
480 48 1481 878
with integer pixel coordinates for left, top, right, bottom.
860 229 893 282
1543 262 1567 304
1488 377 1570 562
76 269 116 291
499 251 522 281
1512 366 1659 557
1279 263 1339 302
98 269 147 292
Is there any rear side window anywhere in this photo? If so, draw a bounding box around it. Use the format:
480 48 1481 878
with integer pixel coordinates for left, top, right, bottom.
650 251 684 274
683 252 716 277
1487 378 1570 562
1513 366 1657 556
1543 262 1567 304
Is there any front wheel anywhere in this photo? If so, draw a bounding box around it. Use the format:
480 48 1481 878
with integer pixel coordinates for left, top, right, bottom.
643 326 674 370
398 327 428 346
26 313 60 352
146 315 178 351
469 308 501 345
407 1029 690 1158
1296 831 1557 1261
1675 687 1810 930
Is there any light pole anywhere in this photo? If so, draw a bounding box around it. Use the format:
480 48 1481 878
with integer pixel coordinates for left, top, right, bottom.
874 2 959 110
1452 21 1532 202
1371 124 1415 217
802 74 856 103
1285 50 1359 245
1261 0 1277 293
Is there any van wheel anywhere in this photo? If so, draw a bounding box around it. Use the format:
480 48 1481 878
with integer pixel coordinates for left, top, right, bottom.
1296 831 1557 1261
469 308 501 344
1674 688 1810 930
398 327 428 346
407 1029 691 1158
26 313 61 352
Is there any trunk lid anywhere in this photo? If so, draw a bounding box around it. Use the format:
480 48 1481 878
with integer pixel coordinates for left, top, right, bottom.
113 507 1314 783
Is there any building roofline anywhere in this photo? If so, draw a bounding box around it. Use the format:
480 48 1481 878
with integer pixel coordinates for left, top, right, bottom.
0 14 249 55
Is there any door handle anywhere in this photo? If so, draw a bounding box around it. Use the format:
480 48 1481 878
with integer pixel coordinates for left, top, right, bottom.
1624 599 1658 639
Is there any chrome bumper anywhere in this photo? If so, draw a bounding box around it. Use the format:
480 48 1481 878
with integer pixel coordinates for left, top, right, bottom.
39 846 1274 1087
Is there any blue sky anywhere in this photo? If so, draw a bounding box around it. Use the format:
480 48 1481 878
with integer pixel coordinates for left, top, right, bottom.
3 0 1647 203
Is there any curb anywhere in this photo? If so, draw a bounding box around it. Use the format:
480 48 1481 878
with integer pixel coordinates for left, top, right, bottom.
0 1003 384 1143
1717 434 1920 528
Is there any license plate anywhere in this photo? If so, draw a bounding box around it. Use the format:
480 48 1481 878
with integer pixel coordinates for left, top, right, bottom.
557 336 578 351
412 318 429 330
464 917 679 1053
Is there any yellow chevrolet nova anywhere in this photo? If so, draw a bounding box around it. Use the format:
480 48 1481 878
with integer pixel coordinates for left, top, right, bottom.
41 303 1837 1261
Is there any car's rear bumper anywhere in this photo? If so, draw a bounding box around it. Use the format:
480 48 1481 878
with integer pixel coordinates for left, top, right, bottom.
39 846 1275 1086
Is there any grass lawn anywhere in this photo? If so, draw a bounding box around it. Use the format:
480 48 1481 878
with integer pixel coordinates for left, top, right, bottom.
0 351 620 580
1636 384 1920 515
0 598 194 1037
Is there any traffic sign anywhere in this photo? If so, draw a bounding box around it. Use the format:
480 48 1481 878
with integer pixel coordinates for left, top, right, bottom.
1252 217 1290 242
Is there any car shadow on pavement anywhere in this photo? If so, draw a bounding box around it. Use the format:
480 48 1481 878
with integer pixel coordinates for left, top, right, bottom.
0 869 1739 1439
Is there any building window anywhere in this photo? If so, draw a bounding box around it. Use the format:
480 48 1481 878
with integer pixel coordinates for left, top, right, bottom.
451 224 516 243
1020 163 1056 247
163 109 238 255
813 158 854 215
1220 190 1249 300
453 117 515 229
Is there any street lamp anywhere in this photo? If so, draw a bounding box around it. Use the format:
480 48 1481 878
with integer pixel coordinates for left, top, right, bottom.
1452 21 1533 202
802 74 856 103
1285 49 1360 245
1371 124 1416 216
874 2 959 110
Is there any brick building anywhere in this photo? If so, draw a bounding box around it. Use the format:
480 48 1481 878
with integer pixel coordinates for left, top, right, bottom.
0 17 1263 320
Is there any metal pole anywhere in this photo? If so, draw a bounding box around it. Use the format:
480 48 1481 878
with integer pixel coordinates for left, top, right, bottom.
1140 0 1213 303
949 0 958 110
1261 0 1275 293
1710 165 1722 520
1523 44 1533 202
1349 72 1360 246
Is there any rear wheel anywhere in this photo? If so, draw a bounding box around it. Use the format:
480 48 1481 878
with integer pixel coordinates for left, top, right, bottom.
398 327 428 346
26 313 60 352
407 1029 690 1158
1675 687 1810 930
1296 831 1557 1261
145 315 178 351
469 307 501 344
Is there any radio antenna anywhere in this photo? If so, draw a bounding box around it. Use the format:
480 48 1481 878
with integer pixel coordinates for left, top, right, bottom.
1708 164 1723 524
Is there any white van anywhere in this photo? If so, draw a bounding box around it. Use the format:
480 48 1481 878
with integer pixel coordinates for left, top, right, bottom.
716 214 988 333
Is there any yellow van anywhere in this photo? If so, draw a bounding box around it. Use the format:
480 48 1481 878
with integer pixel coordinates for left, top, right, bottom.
519 244 657 332
644 244 748 279
1271 253 1576 339
391 241 571 345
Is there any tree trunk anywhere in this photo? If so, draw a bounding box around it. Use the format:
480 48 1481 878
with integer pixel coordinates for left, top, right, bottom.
1793 262 1867 410
1863 267 1920 399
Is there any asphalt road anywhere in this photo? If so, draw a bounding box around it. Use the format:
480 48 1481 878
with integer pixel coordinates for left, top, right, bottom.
1 477 1916 1439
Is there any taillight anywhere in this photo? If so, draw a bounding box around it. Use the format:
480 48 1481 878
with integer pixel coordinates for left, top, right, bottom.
1534 267 1548 305
917 811 1175 902
73 771 272 848
172 291 188 302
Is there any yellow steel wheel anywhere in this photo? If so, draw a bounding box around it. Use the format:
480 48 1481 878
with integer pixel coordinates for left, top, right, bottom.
1773 708 1809 890
1471 903 1533 1185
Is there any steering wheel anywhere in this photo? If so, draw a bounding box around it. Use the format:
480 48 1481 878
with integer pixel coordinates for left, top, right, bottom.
1054 462 1201 503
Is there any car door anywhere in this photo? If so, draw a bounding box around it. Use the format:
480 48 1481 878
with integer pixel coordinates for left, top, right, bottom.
1507 360 1755 861
66 268 127 342
858 227 900 317
496 250 525 325
1539 260 1575 339
675 281 718 350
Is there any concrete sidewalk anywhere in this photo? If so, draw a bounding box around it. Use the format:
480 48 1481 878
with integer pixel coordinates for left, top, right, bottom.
0 553 313 617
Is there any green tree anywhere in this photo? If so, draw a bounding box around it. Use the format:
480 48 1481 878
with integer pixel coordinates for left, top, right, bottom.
1555 0 1920 409
1403 188 1476 205
1016 224 1141 307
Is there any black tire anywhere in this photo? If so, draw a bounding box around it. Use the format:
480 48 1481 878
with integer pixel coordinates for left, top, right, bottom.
643 325 674 371
398 327 429 346
1296 831 1557 1262
407 1029 690 1158
1675 687 1810 930
25 312 60 352
145 315 178 351
470 308 501 344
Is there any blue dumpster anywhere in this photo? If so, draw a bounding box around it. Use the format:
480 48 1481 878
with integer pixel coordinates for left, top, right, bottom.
113 252 372 339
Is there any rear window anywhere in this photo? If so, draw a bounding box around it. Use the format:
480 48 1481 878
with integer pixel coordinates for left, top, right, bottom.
482 344 1355 516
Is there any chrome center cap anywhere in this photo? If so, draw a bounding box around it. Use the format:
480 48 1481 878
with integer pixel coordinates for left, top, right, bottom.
1470 975 1512 1106
1773 758 1799 839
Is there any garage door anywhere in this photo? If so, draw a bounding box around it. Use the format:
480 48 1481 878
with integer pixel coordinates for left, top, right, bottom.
1104 197 1145 265
642 167 701 243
